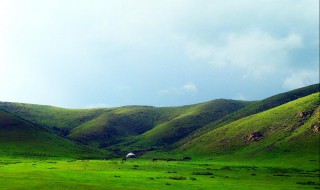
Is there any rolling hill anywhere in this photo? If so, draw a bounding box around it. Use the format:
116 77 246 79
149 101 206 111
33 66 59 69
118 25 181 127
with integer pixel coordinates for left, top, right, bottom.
0 102 105 133
121 99 252 151
174 83 320 149
176 92 320 166
0 110 104 159
66 106 185 147
0 83 318 161
0 99 252 150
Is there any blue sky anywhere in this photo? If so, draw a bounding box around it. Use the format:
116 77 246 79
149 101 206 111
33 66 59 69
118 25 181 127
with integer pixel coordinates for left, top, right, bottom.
0 0 319 108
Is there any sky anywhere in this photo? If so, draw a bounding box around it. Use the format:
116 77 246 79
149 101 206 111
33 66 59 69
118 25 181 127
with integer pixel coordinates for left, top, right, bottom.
0 0 319 108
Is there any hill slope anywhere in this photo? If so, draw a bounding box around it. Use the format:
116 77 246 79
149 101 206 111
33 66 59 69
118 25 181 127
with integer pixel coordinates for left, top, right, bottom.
0 109 104 159
0 100 252 150
67 106 186 147
174 83 320 148
0 102 104 134
0 84 318 160
125 99 252 150
176 93 320 166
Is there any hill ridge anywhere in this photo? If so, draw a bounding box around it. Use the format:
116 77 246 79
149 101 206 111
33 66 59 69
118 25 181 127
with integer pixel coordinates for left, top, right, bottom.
0 83 318 159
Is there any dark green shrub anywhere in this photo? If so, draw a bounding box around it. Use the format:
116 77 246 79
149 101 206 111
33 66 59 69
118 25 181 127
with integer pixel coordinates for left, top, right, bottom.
192 171 213 175
169 176 187 180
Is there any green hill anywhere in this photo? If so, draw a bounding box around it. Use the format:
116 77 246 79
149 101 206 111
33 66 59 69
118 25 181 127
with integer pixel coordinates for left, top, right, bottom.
0 100 251 150
67 106 185 147
176 92 320 167
174 83 320 148
0 109 104 159
125 99 252 150
0 102 104 134
0 102 192 147
0 85 319 190
0 84 318 160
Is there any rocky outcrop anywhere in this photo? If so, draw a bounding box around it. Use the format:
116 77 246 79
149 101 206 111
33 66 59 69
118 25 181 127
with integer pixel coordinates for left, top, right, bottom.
247 132 263 142
312 124 320 133
296 111 311 119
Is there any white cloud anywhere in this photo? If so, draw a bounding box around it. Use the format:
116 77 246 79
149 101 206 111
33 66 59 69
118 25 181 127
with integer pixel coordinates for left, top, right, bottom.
182 83 198 93
158 82 197 95
283 70 319 90
186 30 303 79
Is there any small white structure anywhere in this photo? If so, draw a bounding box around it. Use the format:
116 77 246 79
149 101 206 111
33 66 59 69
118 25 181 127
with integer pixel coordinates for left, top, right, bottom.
126 152 136 158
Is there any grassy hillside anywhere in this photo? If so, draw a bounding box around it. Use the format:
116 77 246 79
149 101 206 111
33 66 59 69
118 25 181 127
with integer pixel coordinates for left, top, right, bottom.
175 83 319 148
0 100 251 151
126 99 252 150
0 84 318 159
0 102 104 134
67 106 186 147
176 93 320 167
0 109 104 159
0 103 182 147
0 86 319 190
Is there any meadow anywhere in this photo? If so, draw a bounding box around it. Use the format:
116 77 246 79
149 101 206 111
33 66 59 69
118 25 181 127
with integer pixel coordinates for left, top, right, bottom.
0 157 319 190
0 85 319 189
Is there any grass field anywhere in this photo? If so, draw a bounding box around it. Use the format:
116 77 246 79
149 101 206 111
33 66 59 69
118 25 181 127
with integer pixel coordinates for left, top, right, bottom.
0 84 319 189
0 158 319 190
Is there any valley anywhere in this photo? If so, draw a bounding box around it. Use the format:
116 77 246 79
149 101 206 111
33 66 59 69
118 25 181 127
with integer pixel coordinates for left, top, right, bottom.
0 84 319 189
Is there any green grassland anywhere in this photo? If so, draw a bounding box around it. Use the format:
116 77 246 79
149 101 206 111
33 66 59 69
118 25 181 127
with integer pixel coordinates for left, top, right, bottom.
0 84 319 189
0 159 319 190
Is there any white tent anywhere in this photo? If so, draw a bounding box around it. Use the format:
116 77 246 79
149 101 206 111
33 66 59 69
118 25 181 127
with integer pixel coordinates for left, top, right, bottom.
126 152 136 158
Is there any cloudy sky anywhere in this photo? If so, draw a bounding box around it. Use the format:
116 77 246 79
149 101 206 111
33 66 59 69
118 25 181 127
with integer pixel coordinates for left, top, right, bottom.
0 0 319 108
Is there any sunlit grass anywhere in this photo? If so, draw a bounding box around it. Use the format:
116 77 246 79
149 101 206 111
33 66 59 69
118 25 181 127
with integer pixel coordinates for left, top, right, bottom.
0 158 318 190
